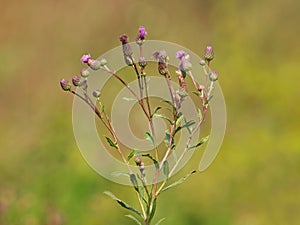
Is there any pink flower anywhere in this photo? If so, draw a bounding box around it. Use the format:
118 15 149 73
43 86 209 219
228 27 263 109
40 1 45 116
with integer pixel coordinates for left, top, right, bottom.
138 26 147 39
176 50 186 59
81 54 91 63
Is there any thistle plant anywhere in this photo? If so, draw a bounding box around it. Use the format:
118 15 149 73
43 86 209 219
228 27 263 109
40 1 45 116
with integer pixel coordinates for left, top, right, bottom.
60 26 219 225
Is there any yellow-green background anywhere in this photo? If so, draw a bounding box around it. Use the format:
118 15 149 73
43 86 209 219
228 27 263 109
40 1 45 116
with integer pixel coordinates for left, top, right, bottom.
0 0 299 224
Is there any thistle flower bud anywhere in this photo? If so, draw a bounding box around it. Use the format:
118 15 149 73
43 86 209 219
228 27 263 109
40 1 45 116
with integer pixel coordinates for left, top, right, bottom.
99 58 107 66
204 45 214 62
80 68 90 78
199 59 206 66
124 55 134 66
209 70 218 81
72 75 81 86
153 50 169 75
81 54 91 64
60 79 71 91
140 162 145 175
119 34 128 45
119 34 133 57
135 157 142 166
92 89 101 98
138 57 147 68
88 59 101 70
79 79 88 91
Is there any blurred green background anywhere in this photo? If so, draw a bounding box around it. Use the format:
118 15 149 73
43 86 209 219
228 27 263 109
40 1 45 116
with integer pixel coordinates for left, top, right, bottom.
0 0 299 224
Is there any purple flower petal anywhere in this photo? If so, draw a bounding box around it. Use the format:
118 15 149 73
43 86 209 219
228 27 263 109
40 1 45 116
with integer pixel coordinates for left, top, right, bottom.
81 54 91 63
138 26 147 39
176 50 186 59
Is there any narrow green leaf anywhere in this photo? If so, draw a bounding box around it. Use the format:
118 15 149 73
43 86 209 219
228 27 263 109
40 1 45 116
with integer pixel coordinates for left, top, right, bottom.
128 149 139 161
136 153 159 169
152 113 172 124
164 130 174 147
145 132 155 147
175 114 183 127
123 97 137 102
153 106 162 115
198 108 202 120
100 104 105 115
205 95 213 105
192 91 200 96
104 191 142 217
163 160 169 178
174 120 195 134
125 215 142 225
148 198 157 223
111 171 130 177
161 99 176 110
188 135 209 150
161 170 196 194
155 218 166 225
130 174 139 192
105 137 118 149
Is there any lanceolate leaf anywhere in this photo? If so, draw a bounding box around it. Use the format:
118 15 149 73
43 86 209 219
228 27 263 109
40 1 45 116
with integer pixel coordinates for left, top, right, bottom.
155 218 166 225
128 149 139 161
148 198 157 223
105 137 118 149
153 106 161 114
125 215 142 225
111 171 130 177
104 191 142 217
130 174 139 192
152 113 172 124
174 120 195 134
188 135 209 150
163 160 169 178
205 95 213 105
161 99 176 110
123 97 137 102
145 132 155 147
160 170 196 194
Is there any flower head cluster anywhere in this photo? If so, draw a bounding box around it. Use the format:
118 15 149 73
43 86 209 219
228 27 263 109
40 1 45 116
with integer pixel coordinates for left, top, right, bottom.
59 27 221 225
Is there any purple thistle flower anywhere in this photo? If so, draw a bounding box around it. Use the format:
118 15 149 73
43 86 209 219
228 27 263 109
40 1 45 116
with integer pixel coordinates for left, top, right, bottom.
81 54 91 63
176 50 186 59
138 26 147 40
119 34 129 45
176 51 192 77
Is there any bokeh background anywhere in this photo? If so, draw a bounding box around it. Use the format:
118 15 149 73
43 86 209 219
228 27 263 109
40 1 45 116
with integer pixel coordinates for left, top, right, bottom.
0 0 299 224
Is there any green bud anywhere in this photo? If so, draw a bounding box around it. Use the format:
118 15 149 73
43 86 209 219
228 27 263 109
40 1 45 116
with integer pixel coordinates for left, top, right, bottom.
199 59 206 66
92 89 101 98
99 58 107 66
204 45 214 62
80 68 90 78
209 70 218 81
72 75 81 86
88 59 101 70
